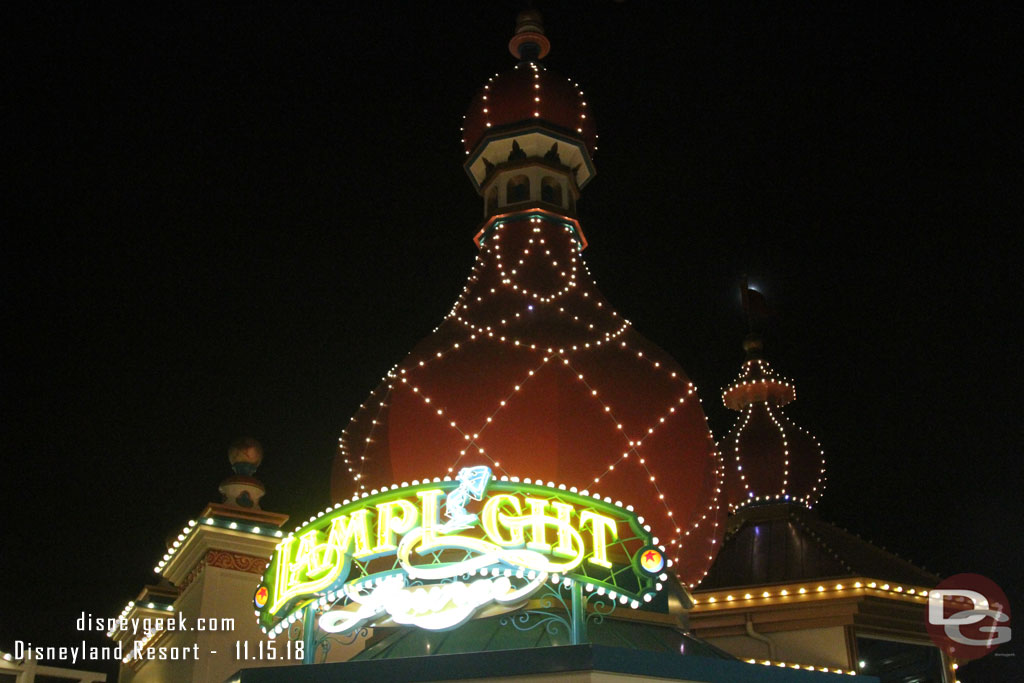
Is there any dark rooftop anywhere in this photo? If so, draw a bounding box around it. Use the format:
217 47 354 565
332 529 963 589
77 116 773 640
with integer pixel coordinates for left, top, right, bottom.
699 504 940 590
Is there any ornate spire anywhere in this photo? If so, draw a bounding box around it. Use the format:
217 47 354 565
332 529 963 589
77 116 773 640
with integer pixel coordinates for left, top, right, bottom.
722 337 826 511
508 9 551 61
461 11 596 225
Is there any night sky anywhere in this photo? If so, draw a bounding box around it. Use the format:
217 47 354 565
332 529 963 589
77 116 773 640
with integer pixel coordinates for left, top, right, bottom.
4 2 1020 680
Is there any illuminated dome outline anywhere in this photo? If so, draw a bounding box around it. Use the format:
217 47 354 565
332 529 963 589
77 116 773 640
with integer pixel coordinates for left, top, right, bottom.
722 335 827 511
331 12 724 588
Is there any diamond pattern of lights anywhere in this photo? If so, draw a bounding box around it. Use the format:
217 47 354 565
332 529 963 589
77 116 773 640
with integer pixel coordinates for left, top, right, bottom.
332 212 724 587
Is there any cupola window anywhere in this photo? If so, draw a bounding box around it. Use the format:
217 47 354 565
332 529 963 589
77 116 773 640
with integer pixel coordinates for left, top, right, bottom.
507 175 530 203
541 177 563 207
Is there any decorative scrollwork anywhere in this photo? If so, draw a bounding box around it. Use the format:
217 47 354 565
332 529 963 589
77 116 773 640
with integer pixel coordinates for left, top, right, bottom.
286 618 304 642
497 581 623 645
584 593 616 627
314 626 370 663
535 581 571 613
499 610 569 637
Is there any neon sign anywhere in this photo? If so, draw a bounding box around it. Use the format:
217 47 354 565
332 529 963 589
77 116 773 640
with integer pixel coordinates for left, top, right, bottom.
255 468 670 637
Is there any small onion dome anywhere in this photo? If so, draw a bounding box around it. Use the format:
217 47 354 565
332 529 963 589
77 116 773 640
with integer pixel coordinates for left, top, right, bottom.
223 437 266 508
721 349 826 512
462 17 596 156
228 436 263 476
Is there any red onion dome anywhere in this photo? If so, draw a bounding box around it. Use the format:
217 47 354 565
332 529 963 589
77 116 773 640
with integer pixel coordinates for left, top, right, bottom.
461 11 595 159
721 338 826 511
331 213 725 587
462 63 596 157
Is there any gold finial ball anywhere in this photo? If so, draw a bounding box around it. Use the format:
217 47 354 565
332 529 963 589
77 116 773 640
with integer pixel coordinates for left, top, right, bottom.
228 437 263 474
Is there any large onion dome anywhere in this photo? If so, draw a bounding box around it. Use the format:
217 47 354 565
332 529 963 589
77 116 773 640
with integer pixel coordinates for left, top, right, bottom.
721 335 826 511
331 11 724 588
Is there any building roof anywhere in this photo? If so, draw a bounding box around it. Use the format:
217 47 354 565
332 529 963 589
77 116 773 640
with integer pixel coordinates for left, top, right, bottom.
698 503 939 590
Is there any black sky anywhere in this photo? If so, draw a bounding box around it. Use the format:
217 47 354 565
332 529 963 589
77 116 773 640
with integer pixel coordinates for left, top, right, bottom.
3 2 1021 680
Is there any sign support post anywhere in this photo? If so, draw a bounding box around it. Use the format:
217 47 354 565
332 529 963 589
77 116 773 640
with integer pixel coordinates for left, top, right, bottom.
302 603 316 664
570 581 586 645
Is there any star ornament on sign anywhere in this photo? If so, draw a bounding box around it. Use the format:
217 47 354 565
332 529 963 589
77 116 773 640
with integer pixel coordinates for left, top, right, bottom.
639 546 666 574
254 586 269 609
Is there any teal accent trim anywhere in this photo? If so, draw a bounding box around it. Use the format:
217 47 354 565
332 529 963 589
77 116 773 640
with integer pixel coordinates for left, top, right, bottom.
202 516 282 537
476 212 584 251
232 644 879 682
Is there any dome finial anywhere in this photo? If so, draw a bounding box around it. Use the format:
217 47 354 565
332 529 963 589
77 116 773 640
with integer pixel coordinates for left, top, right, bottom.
742 332 763 360
509 9 550 61
220 437 266 509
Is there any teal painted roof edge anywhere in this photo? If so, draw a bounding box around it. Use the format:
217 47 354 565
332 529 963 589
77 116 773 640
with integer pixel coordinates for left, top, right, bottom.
228 644 879 683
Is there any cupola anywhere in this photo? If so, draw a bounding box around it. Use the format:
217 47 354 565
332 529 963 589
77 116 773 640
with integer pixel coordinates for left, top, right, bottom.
461 11 597 224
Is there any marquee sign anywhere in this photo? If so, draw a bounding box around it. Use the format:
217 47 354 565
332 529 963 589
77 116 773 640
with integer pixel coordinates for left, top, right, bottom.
255 467 671 638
